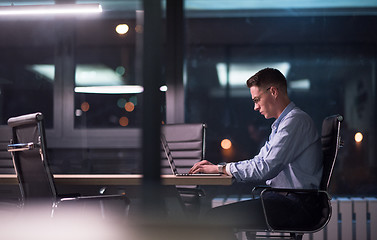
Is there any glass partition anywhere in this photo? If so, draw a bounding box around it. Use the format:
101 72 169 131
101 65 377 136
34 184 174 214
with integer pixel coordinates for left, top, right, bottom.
184 4 377 195
0 41 54 128
74 46 142 128
0 0 376 196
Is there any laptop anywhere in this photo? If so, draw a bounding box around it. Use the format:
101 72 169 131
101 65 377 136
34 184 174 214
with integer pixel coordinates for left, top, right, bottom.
160 133 221 176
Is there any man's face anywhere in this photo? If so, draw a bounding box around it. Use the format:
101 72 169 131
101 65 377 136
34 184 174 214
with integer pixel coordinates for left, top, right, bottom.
250 86 276 119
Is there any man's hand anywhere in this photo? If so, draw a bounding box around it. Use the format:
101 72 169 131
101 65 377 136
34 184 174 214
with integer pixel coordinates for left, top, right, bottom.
189 160 219 174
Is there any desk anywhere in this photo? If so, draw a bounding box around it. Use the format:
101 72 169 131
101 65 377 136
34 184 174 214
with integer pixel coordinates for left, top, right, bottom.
0 174 232 218
0 174 233 186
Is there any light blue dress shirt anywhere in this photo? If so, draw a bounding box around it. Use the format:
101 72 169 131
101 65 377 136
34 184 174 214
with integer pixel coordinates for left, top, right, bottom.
227 102 322 189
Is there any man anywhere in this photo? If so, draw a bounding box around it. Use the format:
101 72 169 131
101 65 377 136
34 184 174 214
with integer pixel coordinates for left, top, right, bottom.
189 68 323 232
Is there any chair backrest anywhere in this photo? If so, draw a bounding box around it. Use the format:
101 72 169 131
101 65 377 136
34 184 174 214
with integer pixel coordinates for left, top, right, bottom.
161 123 206 174
0 126 15 174
7 112 57 204
320 114 343 191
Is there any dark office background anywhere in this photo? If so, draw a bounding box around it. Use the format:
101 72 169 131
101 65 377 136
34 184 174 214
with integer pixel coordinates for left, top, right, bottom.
0 0 376 197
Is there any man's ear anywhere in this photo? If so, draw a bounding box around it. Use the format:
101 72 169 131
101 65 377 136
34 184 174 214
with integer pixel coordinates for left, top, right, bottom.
270 86 278 98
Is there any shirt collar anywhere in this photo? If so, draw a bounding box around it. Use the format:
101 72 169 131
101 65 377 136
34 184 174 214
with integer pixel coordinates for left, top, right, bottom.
271 102 295 130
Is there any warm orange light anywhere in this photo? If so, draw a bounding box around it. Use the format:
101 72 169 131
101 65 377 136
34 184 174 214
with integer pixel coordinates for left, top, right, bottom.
135 24 143 33
124 102 135 112
355 132 363 143
221 139 232 150
119 116 129 127
81 101 90 112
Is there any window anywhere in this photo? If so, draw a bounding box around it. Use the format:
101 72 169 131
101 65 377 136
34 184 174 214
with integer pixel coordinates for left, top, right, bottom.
74 47 142 129
184 5 377 195
0 20 55 128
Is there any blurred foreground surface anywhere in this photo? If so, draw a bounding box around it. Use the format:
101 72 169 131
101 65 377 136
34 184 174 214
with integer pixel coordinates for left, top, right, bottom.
0 203 231 240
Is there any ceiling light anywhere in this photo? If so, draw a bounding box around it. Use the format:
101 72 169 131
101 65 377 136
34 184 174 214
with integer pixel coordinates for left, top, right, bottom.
0 3 102 15
216 62 291 87
289 79 311 90
74 85 168 94
75 86 144 94
27 64 123 86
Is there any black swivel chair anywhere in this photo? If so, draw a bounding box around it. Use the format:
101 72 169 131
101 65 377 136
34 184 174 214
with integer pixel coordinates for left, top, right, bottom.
161 123 207 217
7 112 130 217
243 114 344 240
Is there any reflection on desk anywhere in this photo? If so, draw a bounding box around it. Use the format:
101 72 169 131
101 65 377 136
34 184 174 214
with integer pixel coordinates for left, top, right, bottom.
0 174 233 186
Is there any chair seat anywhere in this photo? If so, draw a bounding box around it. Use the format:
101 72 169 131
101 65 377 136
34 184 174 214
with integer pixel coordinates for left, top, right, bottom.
261 189 331 232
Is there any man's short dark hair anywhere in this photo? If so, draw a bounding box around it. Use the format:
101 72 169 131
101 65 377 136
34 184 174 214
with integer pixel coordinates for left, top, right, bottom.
246 68 287 93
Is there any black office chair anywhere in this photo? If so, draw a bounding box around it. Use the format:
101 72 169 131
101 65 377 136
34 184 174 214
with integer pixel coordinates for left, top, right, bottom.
243 114 344 240
7 112 130 217
161 123 207 217
0 126 21 212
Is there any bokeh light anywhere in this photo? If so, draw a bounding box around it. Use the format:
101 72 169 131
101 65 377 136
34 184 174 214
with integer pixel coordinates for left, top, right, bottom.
115 24 129 35
75 109 82 117
221 139 232 150
117 98 127 108
125 102 135 112
119 116 129 127
135 24 143 33
160 85 168 92
355 132 363 143
115 66 125 76
81 101 90 112
129 96 137 105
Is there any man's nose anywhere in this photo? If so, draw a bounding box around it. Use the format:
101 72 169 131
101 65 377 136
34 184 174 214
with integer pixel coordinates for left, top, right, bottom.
254 103 260 111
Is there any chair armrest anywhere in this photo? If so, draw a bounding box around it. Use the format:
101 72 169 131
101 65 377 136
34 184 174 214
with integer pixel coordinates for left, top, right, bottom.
60 194 130 203
8 142 41 152
55 194 131 218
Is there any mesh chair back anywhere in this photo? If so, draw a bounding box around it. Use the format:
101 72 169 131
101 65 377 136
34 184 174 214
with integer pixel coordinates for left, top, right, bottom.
7 113 56 204
320 114 343 191
161 123 206 174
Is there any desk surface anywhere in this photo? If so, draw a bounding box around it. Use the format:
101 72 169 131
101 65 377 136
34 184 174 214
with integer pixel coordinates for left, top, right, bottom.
0 174 233 186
